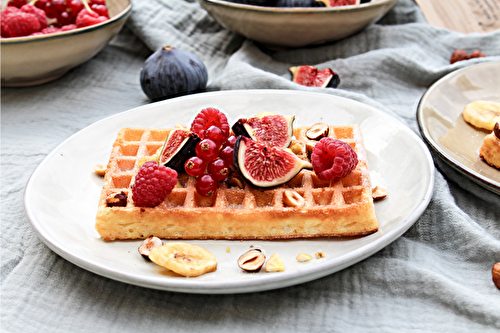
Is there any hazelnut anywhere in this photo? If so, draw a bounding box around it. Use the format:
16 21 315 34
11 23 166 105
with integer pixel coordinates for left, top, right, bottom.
492 262 500 289
264 253 285 272
106 190 128 207
289 141 304 155
238 249 266 272
306 123 329 140
283 190 305 208
450 49 469 64
92 164 107 176
372 186 388 201
315 251 326 259
469 50 486 59
138 236 163 259
296 253 312 262
493 122 500 140
305 141 316 160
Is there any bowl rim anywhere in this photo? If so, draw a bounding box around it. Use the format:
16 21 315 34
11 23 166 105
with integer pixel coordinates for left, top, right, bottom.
197 0 397 13
1 0 132 45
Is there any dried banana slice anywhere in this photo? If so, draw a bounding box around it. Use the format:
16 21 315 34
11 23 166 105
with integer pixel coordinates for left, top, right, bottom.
462 101 500 131
149 242 217 277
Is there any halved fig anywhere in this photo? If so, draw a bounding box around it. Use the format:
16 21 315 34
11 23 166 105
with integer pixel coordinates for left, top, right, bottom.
159 128 200 173
317 0 359 6
233 136 312 187
289 66 340 88
231 113 294 148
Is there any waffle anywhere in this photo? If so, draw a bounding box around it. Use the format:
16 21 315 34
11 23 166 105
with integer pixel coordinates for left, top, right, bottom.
95 124 379 240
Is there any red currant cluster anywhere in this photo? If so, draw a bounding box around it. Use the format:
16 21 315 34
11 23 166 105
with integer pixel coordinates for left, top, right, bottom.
1 0 109 38
185 107 237 197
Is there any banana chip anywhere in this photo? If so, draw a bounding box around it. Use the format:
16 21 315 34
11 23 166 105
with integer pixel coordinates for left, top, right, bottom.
462 101 500 131
149 242 217 277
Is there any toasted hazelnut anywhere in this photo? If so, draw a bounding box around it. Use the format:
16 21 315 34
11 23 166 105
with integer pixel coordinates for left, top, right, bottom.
492 262 500 289
138 236 163 259
296 253 312 262
92 164 107 176
289 141 304 155
238 249 266 272
372 186 388 201
469 50 486 59
265 253 285 272
305 141 316 160
306 123 329 140
228 173 245 189
450 49 469 64
315 251 326 259
283 190 305 208
106 190 128 207
494 123 500 140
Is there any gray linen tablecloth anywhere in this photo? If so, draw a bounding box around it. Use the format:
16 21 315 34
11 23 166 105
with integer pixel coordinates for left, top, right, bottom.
2 0 500 331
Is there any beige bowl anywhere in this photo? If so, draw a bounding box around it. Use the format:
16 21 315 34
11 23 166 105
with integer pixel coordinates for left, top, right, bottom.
1 0 131 87
198 0 397 48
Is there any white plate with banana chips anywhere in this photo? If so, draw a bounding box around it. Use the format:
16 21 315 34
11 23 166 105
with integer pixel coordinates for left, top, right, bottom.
25 90 434 294
417 61 500 195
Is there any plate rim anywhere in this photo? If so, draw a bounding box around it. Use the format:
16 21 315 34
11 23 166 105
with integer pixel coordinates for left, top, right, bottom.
24 89 435 294
416 61 500 195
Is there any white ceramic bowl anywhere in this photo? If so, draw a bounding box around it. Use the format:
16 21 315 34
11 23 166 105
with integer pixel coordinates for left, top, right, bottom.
1 0 131 87
197 0 397 48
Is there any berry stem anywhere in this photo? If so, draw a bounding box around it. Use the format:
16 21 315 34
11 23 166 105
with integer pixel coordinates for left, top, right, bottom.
81 0 95 13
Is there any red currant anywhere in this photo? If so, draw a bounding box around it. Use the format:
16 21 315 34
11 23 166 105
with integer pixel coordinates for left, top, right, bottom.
219 145 234 167
195 139 219 162
225 135 237 148
204 125 224 148
196 174 218 197
208 158 229 182
91 3 108 17
184 156 206 177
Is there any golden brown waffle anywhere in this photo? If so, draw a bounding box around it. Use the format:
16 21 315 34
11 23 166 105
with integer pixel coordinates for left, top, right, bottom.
95 124 379 240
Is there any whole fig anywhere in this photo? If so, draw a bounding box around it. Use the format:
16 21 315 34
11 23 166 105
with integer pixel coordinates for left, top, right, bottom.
140 46 208 101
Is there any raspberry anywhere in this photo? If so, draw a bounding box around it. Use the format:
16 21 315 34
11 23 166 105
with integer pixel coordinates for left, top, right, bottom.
40 26 61 34
311 138 358 181
132 161 178 207
1 11 41 37
75 9 108 28
190 107 230 141
20 4 47 29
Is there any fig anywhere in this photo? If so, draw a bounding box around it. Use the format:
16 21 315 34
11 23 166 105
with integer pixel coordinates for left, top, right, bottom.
290 66 340 88
233 136 312 187
158 128 201 173
140 46 208 101
276 0 326 7
231 113 294 148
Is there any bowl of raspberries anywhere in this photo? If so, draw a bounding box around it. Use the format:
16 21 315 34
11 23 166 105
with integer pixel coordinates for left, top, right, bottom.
197 0 397 48
1 0 131 87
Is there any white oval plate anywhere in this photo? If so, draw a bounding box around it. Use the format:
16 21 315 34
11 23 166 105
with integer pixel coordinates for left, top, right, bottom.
416 61 500 195
24 90 434 294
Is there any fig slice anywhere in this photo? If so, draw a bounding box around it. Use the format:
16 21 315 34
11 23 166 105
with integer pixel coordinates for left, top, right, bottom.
234 136 312 187
231 112 295 148
158 128 200 173
317 0 360 6
289 66 340 88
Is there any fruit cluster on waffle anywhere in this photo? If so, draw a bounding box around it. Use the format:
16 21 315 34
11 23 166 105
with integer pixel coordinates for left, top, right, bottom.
95 108 379 241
